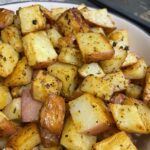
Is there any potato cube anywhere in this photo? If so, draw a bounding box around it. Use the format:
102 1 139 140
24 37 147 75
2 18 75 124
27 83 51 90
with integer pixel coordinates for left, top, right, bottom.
81 8 115 29
109 103 146 133
78 63 105 78
0 43 19 77
7 123 41 150
60 117 96 150
3 98 21 120
47 28 62 48
124 97 150 133
93 131 137 150
122 51 137 68
1 25 23 52
32 70 62 102
56 8 89 36
48 62 78 97
58 47 83 66
0 111 17 137
100 45 127 73
19 5 46 34
4 57 33 87
76 32 114 62
23 31 57 68
103 71 129 92
69 93 113 135
80 75 114 101
123 58 147 79
126 83 142 99
0 84 12 110
143 67 150 102
0 9 14 29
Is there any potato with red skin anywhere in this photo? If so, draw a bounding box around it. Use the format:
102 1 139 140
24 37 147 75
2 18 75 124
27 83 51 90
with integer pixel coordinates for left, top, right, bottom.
40 94 66 135
0 9 14 29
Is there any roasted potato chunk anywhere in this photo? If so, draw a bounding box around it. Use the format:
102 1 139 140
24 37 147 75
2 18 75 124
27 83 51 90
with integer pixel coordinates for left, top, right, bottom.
39 127 60 147
32 70 62 102
3 98 21 120
123 58 147 79
23 31 57 68
143 67 150 102
124 97 150 133
69 93 113 135
93 131 137 150
0 84 12 110
100 45 127 73
40 94 66 135
60 117 96 150
4 57 32 87
78 63 105 78
90 27 105 35
109 103 147 133
76 32 114 62
58 47 83 66
19 5 46 34
48 62 78 97
81 8 115 31
0 43 19 77
126 83 142 99
0 9 14 29
80 75 114 101
56 8 89 36
103 71 129 92
47 28 62 48
122 51 137 68
1 25 23 52
7 123 41 150
0 111 17 137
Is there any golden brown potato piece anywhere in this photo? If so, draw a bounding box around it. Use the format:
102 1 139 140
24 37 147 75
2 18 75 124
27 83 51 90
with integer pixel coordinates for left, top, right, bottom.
126 83 142 99
76 32 114 63
4 57 33 87
23 31 57 68
60 117 96 150
1 25 23 53
19 5 46 34
7 123 41 150
40 94 66 135
80 75 114 101
57 35 76 49
58 47 83 66
90 27 105 36
32 70 62 102
109 103 147 133
80 8 115 32
123 58 147 79
39 127 60 147
0 43 19 78
48 62 78 97
69 93 113 135
100 44 127 73
3 97 21 120
0 84 12 110
143 67 150 102
93 131 137 150
0 9 14 29
47 28 62 48
0 112 17 137
56 8 89 36
78 63 105 78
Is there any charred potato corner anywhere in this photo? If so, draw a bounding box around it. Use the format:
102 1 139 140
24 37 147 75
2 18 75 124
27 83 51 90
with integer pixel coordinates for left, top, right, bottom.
0 3 149 150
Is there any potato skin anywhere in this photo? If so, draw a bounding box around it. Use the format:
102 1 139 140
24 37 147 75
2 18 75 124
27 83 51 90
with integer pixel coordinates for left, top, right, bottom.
40 94 66 135
0 9 14 29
